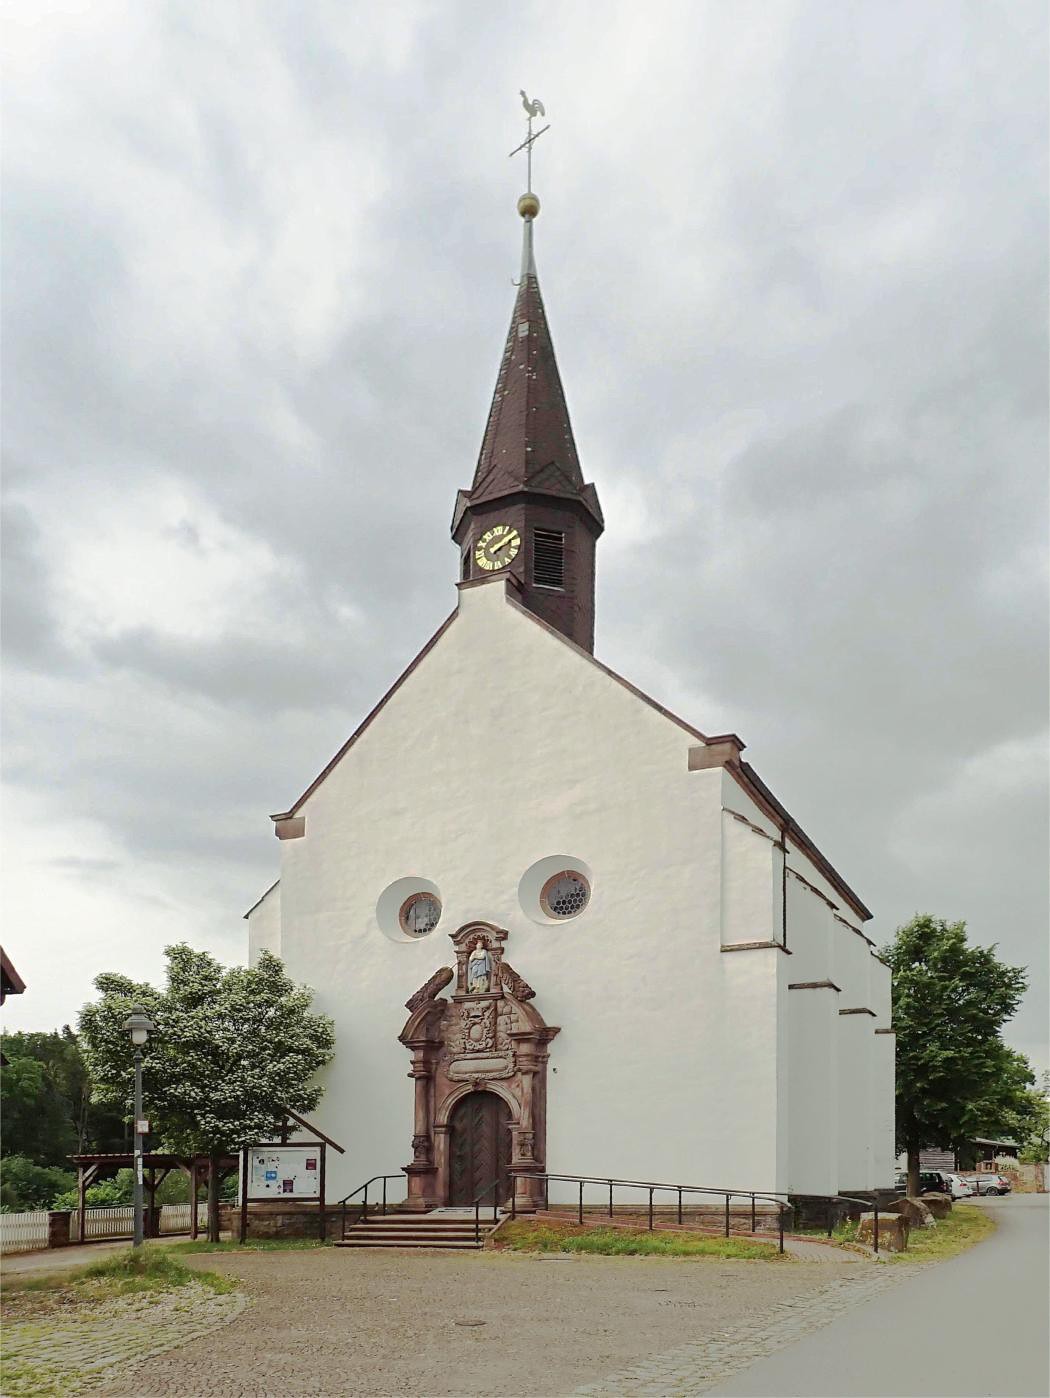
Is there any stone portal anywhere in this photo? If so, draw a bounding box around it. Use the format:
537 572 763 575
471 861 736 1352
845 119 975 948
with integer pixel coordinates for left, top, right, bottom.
398 922 559 1212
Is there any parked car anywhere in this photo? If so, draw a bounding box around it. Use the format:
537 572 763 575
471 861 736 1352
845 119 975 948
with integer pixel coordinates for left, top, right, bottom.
967 1173 1012 1196
944 1173 975 1199
894 1170 952 1195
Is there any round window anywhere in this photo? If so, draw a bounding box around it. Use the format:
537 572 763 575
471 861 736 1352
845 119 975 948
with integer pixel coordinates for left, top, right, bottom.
540 870 590 919
399 892 442 936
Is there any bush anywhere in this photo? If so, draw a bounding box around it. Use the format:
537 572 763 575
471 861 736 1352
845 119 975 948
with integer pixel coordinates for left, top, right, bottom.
0 1156 76 1211
53 1166 192 1212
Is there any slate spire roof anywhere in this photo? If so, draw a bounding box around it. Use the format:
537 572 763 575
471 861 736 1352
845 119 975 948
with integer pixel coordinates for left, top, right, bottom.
457 213 603 529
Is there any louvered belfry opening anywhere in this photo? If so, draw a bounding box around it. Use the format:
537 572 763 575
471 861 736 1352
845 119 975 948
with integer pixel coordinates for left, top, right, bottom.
533 528 565 589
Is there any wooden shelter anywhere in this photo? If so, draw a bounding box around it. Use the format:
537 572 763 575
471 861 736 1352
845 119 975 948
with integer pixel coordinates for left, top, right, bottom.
69 1152 239 1242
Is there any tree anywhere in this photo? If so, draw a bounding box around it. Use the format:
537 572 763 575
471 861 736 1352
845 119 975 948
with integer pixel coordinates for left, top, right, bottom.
79 944 335 1241
1011 1071 1050 1164
883 914 1032 1195
1 1028 127 1162
0 1056 76 1165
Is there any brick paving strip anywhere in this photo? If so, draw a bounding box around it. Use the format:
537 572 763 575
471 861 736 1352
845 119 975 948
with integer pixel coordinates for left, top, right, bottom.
572 1264 905 1395
1 1281 246 1396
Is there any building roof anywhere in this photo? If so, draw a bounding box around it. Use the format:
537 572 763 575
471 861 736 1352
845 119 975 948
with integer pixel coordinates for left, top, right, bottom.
0 947 26 1003
452 217 602 535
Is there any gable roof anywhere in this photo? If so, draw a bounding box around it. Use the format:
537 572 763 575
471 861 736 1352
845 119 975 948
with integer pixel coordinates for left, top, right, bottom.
271 578 871 921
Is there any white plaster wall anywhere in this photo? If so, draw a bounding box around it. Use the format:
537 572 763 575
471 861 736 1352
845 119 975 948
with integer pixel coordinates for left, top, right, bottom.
722 780 893 1197
782 879 839 1195
870 1028 897 1187
720 814 778 947
267 580 787 1202
246 883 281 963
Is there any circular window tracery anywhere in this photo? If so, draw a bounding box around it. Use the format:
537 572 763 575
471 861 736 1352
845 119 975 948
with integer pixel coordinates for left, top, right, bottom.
540 870 590 919
399 892 442 936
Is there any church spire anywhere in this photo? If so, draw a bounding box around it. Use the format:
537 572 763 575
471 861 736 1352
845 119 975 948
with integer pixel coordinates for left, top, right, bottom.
452 101 604 653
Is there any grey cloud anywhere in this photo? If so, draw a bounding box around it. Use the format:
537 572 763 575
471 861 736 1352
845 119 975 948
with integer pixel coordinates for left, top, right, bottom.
1 0 1046 1053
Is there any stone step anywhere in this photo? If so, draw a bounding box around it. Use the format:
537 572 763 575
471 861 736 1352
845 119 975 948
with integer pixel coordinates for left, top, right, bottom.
336 1215 498 1248
336 1237 485 1250
348 1224 493 1235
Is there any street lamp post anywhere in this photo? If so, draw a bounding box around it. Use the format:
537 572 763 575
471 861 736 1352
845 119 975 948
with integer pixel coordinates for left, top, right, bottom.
123 1008 155 1249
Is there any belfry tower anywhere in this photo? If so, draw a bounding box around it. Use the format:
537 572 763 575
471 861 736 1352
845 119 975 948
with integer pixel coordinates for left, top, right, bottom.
451 176 604 653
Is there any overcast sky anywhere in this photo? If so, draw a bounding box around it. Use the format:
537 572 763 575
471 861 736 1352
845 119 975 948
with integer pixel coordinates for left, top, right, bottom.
3 1 1047 1074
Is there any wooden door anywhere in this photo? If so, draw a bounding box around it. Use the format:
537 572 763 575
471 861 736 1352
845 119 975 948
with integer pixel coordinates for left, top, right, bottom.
449 1092 511 1206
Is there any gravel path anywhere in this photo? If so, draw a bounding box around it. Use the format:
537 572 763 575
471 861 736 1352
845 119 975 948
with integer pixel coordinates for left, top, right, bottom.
102 1247 882 1398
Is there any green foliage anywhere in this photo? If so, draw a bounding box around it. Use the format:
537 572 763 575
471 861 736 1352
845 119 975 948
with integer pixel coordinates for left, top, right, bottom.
497 1222 780 1259
52 1167 191 1211
0 1027 127 1166
1013 1072 1050 1163
0 1057 76 1166
78 944 335 1158
882 915 1033 1159
0 1156 76 1211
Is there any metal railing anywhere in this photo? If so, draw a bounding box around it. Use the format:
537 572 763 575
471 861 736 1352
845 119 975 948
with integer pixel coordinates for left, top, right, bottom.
515 1173 791 1254
338 1175 405 1240
510 1174 895 1255
470 1178 504 1245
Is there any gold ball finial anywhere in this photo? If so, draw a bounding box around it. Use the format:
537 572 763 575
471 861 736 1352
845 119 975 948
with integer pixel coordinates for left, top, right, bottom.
517 192 540 219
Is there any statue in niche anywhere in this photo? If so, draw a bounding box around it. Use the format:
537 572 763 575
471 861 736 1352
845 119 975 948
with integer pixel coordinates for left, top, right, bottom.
467 938 493 993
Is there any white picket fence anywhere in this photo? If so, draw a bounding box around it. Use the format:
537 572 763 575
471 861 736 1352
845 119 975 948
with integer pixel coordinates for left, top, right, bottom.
78 1203 207 1241
0 1210 49 1254
0 1203 208 1254
81 1205 135 1240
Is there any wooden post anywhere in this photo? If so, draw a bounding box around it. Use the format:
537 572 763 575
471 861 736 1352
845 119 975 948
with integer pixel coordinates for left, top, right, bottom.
319 1142 327 1242
190 1161 199 1240
239 1148 249 1243
146 1165 157 1238
77 1166 87 1245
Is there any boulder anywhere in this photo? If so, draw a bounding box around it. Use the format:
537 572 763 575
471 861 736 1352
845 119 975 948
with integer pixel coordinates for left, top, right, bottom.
919 1192 952 1219
857 1211 909 1252
889 1196 935 1228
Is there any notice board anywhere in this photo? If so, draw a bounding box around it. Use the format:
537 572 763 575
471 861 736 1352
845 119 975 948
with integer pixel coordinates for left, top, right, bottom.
247 1146 321 1199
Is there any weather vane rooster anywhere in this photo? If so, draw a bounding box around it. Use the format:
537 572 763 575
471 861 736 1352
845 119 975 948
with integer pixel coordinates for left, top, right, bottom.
510 90 550 196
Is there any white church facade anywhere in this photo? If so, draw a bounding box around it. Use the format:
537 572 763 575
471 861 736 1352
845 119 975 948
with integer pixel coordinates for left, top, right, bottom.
246 190 895 1210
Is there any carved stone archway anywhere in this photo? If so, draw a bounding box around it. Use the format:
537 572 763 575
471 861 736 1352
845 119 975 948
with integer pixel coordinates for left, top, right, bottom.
399 923 559 1212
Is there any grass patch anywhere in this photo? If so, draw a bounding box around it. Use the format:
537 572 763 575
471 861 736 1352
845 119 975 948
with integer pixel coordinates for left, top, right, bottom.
1 1246 234 1309
495 1221 781 1260
794 1217 860 1245
172 1237 326 1253
890 1203 996 1264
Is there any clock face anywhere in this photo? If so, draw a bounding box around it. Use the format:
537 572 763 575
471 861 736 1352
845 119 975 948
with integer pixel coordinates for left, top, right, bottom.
474 524 521 572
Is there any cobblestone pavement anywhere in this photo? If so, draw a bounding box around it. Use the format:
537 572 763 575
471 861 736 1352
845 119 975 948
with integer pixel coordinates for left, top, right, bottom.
1 1280 246 1396
101 1247 889 1398
572 1264 902 1395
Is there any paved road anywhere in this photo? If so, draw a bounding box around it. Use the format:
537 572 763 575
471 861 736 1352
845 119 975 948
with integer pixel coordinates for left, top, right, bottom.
710 1193 1050 1398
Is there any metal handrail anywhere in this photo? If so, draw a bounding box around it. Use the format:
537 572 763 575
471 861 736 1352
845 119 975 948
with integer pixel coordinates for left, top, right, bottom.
337 1174 405 1240
511 1173 896 1255
516 1172 791 1254
470 1177 503 1246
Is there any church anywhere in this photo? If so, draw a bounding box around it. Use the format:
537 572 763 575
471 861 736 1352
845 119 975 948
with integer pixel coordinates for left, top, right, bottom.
246 179 895 1213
